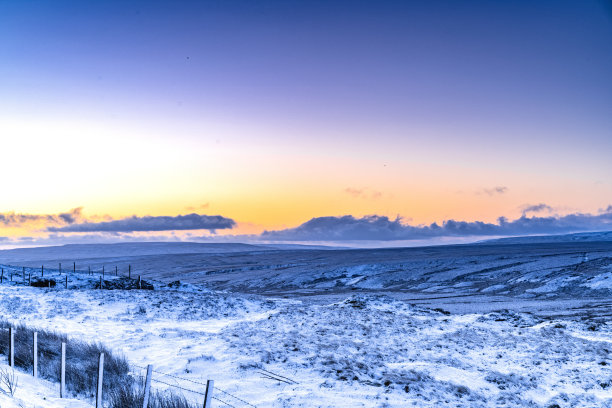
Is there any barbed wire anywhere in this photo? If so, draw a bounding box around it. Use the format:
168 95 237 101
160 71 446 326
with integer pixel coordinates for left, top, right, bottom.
132 363 257 408
258 368 298 384
214 386 258 408
149 377 206 396
139 370 239 408
212 395 237 408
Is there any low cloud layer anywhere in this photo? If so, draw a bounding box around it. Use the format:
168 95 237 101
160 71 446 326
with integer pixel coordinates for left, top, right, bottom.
48 213 236 233
344 187 383 200
521 203 553 215
260 208 612 241
480 186 508 196
0 207 84 227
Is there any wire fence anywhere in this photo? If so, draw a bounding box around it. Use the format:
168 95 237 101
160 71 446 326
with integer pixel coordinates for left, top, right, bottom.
0 262 302 407
131 363 257 408
0 262 147 290
0 321 261 408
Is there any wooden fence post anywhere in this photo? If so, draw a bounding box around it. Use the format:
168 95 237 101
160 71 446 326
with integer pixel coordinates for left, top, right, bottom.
138 275 141 289
96 352 104 408
65 275 68 289
59 263 62 275
142 365 153 408
41 265 44 277
22 267 25 282
33 332 38 378
203 380 214 408
73 262 76 274
8 326 14 367
115 266 118 276
60 342 66 398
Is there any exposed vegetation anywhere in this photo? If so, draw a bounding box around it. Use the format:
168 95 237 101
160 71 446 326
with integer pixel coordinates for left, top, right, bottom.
0 320 129 398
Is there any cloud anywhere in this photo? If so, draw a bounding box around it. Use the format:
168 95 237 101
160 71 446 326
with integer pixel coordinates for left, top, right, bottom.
480 186 508 196
0 207 84 227
260 208 612 241
185 203 210 211
344 188 363 197
520 203 553 215
47 213 236 233
344 187 383 200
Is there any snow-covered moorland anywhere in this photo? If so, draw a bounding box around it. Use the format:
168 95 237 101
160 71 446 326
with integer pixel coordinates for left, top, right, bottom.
0 278 610 407
0 239 611 407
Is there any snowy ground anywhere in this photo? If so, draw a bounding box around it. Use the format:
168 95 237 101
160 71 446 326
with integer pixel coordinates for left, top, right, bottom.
0 240 611 407
0 358 90 408
0 282 610 407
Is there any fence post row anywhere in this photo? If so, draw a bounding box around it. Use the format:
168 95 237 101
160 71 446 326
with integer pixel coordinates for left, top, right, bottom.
60 342 66 398
203 379 214 408
96 352 104 408
33 331 38 378
142 365 153 408
5 324 220 408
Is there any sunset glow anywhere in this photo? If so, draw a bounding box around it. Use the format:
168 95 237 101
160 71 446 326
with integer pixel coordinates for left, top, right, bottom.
1 0 611 246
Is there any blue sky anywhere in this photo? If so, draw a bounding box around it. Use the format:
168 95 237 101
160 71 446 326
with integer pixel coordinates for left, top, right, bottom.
0 0 611 246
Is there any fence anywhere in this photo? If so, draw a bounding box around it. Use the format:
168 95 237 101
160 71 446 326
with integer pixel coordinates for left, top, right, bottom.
0 262 297 407
0 262 145 290
0 324 260 408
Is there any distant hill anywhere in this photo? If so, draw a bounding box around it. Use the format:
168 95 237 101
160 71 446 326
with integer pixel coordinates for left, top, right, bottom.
0 242 270 264
1 240 611 299
480 231 612 245
0 241 337 265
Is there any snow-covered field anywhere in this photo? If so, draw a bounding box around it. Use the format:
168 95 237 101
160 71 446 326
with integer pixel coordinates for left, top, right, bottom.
0 358 90 408
0 240 611 407
0 284 610 407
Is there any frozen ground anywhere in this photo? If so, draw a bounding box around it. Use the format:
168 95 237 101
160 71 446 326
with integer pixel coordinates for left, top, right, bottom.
0 285 610 407
0 238 610 407
0 358 90 408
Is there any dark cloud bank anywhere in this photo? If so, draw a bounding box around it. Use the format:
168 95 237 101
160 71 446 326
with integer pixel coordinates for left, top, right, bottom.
0 207 84 227
5 207 610 244
260 209 612 241
48 214 236 233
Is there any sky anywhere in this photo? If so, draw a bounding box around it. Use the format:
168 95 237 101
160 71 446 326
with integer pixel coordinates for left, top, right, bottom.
0 0 611 247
